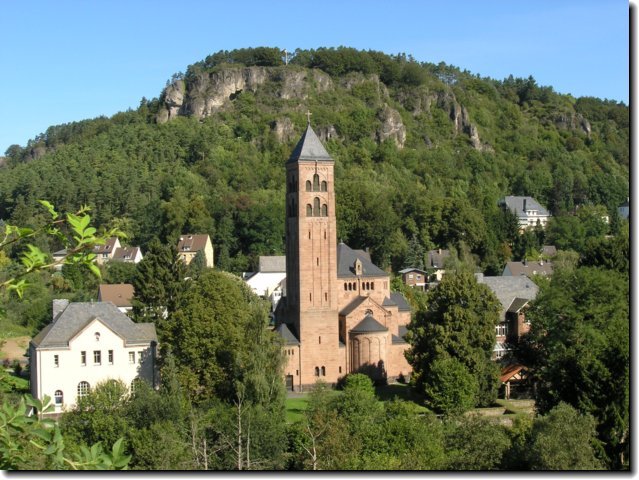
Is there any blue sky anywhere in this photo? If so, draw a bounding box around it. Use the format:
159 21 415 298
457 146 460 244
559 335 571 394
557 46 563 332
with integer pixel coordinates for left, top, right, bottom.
0 0 629 154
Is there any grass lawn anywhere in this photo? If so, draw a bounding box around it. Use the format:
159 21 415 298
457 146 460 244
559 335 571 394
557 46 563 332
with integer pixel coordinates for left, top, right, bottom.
285 397 309 423
285 383 430 422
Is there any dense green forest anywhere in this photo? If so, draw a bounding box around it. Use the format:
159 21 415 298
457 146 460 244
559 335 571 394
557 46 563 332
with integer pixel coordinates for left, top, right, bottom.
0 47 628 277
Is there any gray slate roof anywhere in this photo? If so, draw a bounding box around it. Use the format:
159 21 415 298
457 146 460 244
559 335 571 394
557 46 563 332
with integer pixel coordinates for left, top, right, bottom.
392 325 409 344
339 296 368 317
390 292 411 312
337 243 388 278
31 302 157 349
351 314 388 333
258 255 286 273
399 267 427 275
500 196 549 217
275 323 300 345
476 274 538 320
287 124 333 164
507 298 530 314
427 249 450 268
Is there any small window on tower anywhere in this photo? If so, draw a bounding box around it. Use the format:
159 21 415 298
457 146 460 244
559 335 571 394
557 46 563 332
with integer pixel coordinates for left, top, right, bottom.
306 204 312 216
306 180 312 191
316 257 319 266
325 292 328 301
313 197 320 216
321 181 327 192
313 174 320 191
322 204 328 217
319 336 321 344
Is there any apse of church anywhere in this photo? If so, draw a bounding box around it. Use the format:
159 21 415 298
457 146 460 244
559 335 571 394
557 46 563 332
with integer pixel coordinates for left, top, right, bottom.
276 121 412 391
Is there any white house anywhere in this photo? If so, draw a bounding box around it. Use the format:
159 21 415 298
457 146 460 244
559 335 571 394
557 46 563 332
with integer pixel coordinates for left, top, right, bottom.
243 255 287 309
111 246 143 264
29 300 157 414
500 196 551 230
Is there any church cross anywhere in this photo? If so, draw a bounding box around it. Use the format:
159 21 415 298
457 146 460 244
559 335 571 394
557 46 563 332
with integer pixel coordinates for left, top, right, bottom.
306 110 312 125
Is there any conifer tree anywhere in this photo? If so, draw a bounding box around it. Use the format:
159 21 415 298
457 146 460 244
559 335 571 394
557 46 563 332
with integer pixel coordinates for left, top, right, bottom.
131 239 187 339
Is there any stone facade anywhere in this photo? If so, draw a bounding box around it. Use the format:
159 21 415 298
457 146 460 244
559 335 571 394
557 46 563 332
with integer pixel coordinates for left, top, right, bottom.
278 125 412 391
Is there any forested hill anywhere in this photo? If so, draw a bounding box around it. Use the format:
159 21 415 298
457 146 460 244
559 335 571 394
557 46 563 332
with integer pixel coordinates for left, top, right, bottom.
0 47 629 274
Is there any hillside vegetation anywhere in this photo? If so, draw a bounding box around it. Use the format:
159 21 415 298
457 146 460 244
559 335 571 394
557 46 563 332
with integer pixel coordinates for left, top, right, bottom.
0 47 629 275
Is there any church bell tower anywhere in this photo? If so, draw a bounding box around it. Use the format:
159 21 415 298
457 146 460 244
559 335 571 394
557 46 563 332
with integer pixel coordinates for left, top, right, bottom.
284 117 340 387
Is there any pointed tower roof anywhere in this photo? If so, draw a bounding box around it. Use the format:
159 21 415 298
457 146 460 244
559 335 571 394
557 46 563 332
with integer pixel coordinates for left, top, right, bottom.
287 123 333 164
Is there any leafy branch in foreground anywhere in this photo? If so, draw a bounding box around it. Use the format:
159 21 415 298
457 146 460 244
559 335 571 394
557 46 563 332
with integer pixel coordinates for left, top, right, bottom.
1 200 124 297
0 394 130 470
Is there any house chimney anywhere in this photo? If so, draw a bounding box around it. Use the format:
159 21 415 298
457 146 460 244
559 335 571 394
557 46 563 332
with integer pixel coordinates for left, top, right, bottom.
438 248 442 254
523 198 527 213
52 299 69 322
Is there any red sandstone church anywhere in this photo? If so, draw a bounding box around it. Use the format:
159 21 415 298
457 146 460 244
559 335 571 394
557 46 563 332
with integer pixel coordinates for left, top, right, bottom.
275 123 412 392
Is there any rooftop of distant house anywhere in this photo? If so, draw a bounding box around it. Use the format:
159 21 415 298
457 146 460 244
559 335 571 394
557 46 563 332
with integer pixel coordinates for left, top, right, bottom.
177 234 210 253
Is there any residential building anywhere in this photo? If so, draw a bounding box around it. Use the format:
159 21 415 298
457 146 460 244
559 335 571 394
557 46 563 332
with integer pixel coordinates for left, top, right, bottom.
97 284 135 314
29 300 157 414
399 267 428 290
426 248 450 283
176 234 214 268
499 196 551 230
275 123 412 391
502 260 553 278
475 273 538 360
51 249 67 271
244 255 287 310
111 246 143 264
93 237 121 265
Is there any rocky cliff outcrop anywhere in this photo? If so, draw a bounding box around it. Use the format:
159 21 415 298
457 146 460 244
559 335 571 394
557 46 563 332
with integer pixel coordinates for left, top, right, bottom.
397 88 491 151
554 112 592 136
157 67 332 123
271 118 295 143
376 105 406 148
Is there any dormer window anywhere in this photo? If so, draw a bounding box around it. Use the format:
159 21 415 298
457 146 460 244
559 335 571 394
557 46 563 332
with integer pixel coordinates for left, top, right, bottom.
354 259 363 275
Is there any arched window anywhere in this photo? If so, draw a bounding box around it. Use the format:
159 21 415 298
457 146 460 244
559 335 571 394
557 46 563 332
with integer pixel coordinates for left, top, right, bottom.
306 204 312 216
315 367 320 377
313 197 320 217
366 282 370 290
77 381 90 398
344 283 347 291
313 174 320 191
54 390 63 405
321 204 328 217
306 180 312 191
131 378 143 394
348 283 352 291
321 366 326 376
321 180 327 192
371 282 374 290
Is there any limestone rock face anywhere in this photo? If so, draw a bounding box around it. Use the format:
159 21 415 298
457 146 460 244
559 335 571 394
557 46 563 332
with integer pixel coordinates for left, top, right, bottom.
157 80 186 123
157 66 333 123
377 105 406 149
555 112 592 136
316 124 338 142
271 118 295 143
